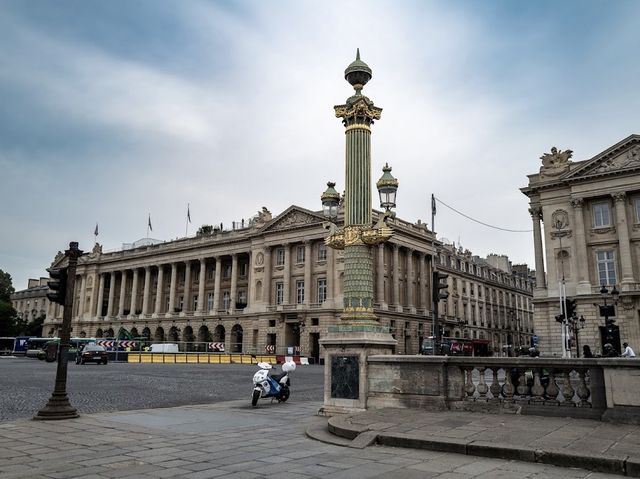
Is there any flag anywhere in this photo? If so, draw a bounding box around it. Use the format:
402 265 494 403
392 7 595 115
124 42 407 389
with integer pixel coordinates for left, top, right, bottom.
431 194 436 216
94 223 99 236
148 214 153 232
187 204 191 223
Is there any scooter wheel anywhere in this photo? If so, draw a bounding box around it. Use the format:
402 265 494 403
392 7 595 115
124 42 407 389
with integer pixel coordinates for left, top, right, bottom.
251 389 260 407
278 386 290 403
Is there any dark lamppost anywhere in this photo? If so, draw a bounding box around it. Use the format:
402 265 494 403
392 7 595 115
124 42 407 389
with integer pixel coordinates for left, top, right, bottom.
598 284 619 346
567 314 586 357
35 241 83 420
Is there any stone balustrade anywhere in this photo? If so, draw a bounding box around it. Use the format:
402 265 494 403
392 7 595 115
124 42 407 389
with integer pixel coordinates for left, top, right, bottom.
366 355 640 423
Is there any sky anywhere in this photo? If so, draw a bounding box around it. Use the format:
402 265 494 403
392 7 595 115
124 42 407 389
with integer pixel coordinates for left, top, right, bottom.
1 0 639 291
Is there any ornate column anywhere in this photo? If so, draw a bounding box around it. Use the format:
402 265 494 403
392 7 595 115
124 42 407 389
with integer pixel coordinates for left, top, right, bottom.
142 266 151 315
88 273 98 318
230 254 238 313
529 204 546 291
154 265 164 315
392 244 400 308
613 192 635 285
78 275 87 319
107 272 116 317
130 268 139 315
96 273 105 317
406 248 414 309
283 244 291 304
263 248 272 306
118 271 127 317
326 245 335 304
419 253 427 313
304 241 312 305
571 198 591 293
183 261 192 313
213 257 221 311
376 244 385 306
197 259 206 313
167 263 177 314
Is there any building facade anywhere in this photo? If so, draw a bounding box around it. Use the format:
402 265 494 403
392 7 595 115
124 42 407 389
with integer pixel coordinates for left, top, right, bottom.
522 135 640 356
11 278 52 324
44 205 533 358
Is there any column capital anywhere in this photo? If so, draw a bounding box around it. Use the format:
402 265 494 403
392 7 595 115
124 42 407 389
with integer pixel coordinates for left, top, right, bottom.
612 191 627 203
392 242 400 251
570 197 584 209
528 204 543 219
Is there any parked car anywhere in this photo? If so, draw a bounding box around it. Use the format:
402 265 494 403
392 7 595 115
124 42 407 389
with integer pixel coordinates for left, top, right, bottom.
77 345 108 365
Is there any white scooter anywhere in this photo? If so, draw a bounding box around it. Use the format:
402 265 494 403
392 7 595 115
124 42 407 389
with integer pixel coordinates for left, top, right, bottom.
252 361 296 407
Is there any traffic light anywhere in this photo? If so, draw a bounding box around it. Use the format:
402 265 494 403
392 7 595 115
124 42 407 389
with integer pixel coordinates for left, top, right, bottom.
564 298 577 319
46 267 67 306
432 271 449 301
555 313 565 323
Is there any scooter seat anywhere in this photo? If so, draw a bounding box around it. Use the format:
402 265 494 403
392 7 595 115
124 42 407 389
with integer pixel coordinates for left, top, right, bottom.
271 373 285 382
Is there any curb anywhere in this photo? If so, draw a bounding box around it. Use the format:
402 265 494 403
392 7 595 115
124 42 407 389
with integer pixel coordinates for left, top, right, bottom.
323 416 638 477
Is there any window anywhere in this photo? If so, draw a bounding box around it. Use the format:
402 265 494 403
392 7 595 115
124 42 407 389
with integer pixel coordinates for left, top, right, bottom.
317 278 327 303
596 250 616 286
222 291 230 309
178 296 183 311
207 293 214 311
193 295 198 311
296 245 305 263
635 198 640 223
239 262 248 277
269 320 276 327
223 264 232 279
275 282 284 305
311 318 319 326
207 267 214 280
593 202 611 228
237 290 247 306
317 243 327 261
276 248 285 266
296 280 305 304
165 297 170 312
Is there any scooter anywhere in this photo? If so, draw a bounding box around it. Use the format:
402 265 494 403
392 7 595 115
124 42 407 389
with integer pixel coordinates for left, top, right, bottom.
252 361 295 407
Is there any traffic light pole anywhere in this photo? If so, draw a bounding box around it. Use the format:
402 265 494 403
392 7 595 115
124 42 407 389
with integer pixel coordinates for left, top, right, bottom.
431 197 439 355
35 241 83 420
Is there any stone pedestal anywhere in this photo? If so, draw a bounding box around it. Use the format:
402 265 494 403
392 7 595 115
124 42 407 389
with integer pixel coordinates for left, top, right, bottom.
319 325 396 415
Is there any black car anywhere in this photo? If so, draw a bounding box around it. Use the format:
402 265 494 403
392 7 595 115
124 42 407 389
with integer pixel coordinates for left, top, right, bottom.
77 345 108 365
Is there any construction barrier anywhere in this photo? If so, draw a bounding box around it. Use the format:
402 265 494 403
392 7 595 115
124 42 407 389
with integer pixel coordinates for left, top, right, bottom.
127 353 277 364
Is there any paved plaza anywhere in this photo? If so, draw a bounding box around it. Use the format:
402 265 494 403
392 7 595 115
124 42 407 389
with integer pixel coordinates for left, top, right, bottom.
0 399 633 479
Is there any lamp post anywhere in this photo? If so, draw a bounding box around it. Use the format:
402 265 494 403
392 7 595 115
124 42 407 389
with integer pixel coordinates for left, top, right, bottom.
319 50 398 415
598 284 619 346
567 314 586 357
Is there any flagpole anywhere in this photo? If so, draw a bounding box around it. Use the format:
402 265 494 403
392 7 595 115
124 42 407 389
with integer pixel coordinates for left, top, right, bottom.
185 203 189 237
147 214 150 239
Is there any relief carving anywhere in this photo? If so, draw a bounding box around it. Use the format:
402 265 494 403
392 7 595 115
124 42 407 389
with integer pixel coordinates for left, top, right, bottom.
551 209 569 230
255 252 264 266
540 147 573 176
591 227 616 235
612 192 627 203
570 198 584 209
270 211 317 231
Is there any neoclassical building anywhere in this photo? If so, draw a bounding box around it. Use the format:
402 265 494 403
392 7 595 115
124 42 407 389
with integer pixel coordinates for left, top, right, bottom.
11 278 51 324
522 134 640 356
44 205 533 359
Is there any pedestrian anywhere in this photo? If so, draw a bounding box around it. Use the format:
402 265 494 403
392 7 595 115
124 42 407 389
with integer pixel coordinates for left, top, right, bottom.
621 342 636 358
582 344 594 358
602 343 618 357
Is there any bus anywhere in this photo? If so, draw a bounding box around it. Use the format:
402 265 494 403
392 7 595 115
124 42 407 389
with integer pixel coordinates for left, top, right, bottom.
0 337 30 355
26 337 97 359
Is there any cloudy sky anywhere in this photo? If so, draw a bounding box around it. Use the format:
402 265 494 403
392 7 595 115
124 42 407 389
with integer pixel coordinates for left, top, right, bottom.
1 0 639 290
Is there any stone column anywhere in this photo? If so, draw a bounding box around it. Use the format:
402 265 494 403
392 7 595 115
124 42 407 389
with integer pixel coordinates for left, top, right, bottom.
419 253 427 312
304 241 312 305
283 244 291 304
392 244 400 308
183 261 192 312
197 259 206 313
78 274 87 319
154 265 164 315
230 254 238 313
130 268 139 315
376 244 385 306
118 271 127 317
326 245 335 305
613 192 635 285
263 248 272 306
529 205 546 291
96 273 105 317
406 248 414 309
142 266 151 315
107 272 116 317
213 257 221 311
168 263 177 314
571 198 591 294
88 273 98 318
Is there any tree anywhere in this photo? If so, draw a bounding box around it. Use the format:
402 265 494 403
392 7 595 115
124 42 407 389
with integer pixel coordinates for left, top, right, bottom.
196 224 214 236
23 313 45 337
0 270 18 336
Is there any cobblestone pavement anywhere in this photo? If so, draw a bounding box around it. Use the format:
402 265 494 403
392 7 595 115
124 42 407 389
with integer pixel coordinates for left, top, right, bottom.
0 358 324 421
0 400 625 479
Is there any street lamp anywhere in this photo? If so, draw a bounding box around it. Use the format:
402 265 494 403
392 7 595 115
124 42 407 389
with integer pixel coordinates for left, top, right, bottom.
376 163 398 212
598 284 619 346
567 314 586 357
321 181 340 221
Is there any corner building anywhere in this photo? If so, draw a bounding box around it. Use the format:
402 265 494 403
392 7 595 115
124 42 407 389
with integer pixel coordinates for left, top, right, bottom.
45 206 533 359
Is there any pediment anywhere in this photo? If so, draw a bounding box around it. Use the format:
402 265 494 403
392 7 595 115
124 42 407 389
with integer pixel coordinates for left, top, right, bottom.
260 205 325 232
563 134 640 180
